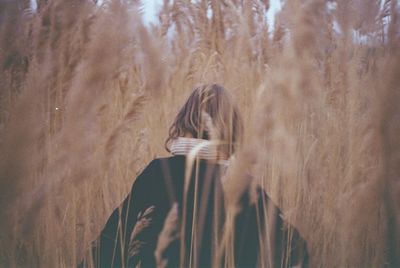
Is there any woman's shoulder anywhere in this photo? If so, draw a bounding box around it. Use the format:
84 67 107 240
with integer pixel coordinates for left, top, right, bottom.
134 156 185 183
143 155 186 171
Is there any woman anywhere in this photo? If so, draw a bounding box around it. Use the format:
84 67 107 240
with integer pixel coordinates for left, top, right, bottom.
80 84 308 268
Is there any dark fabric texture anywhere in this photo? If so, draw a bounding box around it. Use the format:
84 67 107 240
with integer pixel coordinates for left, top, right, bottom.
233 186 309 268
79 155 308 268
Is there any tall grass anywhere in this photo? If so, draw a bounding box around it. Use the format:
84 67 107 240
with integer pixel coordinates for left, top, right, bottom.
0 0 399 267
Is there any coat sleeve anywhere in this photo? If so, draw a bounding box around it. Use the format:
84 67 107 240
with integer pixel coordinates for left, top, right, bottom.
79 160 158 268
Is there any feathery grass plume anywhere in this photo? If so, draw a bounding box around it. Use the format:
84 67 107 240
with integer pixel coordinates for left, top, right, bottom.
379 16 400 264
201 110 220 142
0 1 30 114
105 94 147 162
0 1 62 265
20 0 137 224
0 57 47 267
155 203 180 268
218 142 258 267
0 0 151 266
128 206 156 260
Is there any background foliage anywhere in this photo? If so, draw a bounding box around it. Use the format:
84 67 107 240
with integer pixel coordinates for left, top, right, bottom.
0 0 399 266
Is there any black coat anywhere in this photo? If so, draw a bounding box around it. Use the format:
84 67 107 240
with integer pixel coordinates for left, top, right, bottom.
80 155 308 268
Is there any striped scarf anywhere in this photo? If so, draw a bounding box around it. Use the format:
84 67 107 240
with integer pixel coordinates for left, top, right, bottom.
170 137 229 166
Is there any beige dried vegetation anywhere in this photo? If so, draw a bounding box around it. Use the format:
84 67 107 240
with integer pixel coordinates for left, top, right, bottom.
0 0 399 267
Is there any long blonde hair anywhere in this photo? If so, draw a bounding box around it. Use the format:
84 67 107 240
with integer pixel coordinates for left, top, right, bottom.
165 84 243 157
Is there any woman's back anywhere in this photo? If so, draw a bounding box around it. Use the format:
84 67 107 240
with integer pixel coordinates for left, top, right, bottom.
87 155 226 268
80 84 308 267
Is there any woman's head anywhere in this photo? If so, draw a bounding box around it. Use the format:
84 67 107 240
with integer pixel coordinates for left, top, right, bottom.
166 84 243 157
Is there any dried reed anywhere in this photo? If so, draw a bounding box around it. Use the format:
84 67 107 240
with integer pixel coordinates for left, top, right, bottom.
0 0 399 267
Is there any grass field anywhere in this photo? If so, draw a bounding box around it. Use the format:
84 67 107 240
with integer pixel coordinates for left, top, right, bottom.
0 0 399 267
